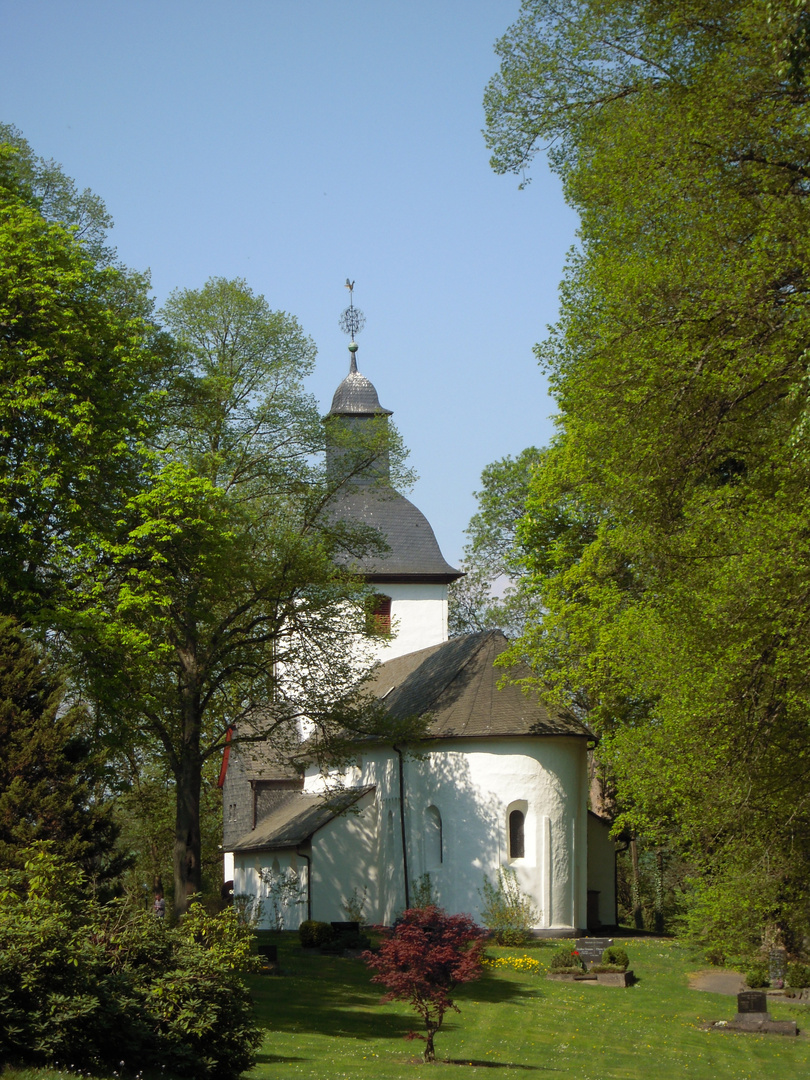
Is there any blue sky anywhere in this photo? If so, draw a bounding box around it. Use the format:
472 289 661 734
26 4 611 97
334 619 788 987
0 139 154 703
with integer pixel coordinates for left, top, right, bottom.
1 0 578 564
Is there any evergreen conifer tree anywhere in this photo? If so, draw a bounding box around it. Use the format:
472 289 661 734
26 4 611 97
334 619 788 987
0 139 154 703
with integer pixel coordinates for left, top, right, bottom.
0 617 122 880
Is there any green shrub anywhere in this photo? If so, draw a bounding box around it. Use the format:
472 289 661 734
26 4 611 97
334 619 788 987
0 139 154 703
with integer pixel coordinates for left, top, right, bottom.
590 964 628 974
0 844 261 1078
411 873 435 909
299 919 334 949
479 868 540 947
549 947 585 972
601 946 629 970
745 964 769 988
321 929 372 954
705 947 726 967
786 962 810 988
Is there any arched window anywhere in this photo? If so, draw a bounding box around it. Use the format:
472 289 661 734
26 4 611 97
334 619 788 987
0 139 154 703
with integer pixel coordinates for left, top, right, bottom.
425 805 443 868
365 593 392 636
509 810 525 859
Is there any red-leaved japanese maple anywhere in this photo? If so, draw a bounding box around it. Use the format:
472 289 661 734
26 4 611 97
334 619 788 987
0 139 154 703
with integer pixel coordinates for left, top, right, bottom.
364 905 484 1062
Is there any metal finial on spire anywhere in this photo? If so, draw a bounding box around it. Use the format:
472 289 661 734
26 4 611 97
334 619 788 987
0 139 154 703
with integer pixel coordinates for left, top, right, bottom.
339 279 366 344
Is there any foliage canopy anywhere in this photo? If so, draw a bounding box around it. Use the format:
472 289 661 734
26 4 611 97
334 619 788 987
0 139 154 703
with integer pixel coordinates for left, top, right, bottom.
483 0 810 948
0 845 261 1078
0 130 171 618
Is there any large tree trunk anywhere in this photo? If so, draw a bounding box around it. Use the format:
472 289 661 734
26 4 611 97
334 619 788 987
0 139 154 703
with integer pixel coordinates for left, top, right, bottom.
173 660 203 919
173 741 202 918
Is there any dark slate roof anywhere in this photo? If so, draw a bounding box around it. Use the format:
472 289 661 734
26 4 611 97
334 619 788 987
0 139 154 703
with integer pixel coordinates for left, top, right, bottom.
228 714 302 781
369 629 594 740
230 786 375 852
330 369 392 417
330 487 461 583
232 738 301 782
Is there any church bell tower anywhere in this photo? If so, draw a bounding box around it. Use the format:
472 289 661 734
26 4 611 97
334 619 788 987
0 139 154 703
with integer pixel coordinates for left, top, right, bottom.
325 284 461 660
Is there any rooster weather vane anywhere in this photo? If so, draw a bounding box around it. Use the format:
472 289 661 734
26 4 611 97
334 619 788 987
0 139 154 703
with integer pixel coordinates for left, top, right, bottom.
339 278 366 341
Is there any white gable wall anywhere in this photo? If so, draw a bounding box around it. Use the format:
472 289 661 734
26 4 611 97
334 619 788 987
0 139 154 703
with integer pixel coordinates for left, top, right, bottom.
233 849 307 931
309 790 380 923
366 581 448 661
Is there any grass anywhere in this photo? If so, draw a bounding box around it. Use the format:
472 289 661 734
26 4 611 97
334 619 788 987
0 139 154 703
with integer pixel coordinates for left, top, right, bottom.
4 935 810 1080
244 936 810 1079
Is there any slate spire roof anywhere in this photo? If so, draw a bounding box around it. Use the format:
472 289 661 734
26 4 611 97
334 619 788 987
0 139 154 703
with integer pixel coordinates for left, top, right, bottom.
331 488 461 582
325 344 461 583
330 344 393 417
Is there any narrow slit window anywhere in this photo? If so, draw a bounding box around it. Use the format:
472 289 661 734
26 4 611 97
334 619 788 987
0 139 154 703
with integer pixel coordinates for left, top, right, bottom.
509 810 525 859
426 805 443 867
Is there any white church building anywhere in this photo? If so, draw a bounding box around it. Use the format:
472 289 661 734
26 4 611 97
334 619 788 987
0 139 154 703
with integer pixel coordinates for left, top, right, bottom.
221 341 616 934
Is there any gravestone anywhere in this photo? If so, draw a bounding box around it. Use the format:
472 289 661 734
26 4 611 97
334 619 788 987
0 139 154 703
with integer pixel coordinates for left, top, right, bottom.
718 990 799 1036
575 937 613 968
735 990 768 1021
768 947 787 989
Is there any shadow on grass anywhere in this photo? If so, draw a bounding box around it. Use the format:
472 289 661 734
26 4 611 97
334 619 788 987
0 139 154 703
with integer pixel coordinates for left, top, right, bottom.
249 953 535 1042
253 1053 308 1065
459 974 544 1005
249 961 417 1042
442 1060 544 1070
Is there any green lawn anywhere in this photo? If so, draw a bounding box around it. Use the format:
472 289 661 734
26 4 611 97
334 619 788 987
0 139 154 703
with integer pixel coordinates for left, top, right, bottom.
4 936 809 1080
246 936 809 1080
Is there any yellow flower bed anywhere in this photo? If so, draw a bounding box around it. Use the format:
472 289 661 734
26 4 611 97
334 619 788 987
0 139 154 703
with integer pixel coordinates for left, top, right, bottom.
482 954 542 975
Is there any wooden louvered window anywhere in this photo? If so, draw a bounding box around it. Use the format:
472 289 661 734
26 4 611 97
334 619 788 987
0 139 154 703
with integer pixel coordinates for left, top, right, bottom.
365 593 392 636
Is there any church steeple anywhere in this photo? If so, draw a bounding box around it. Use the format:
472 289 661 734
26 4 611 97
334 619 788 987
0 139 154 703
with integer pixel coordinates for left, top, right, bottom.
326 343 393 483
327 285 393 483
324 283 461 597
329 343 393 418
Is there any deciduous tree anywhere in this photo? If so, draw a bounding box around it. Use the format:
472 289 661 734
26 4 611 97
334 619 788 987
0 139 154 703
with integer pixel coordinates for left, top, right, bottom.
483 0 810 948
0 131 171 618
365 906 484 1062
76 277 407 916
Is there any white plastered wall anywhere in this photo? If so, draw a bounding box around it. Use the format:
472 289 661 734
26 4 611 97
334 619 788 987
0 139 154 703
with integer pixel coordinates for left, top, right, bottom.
233 849 308 931
309 790 379 923
398 738 588 931
366 582 448 661
303 736 590 931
